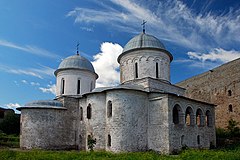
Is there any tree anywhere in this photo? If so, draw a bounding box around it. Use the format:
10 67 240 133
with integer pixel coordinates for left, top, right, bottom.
227 118 240 137
0 112 20 135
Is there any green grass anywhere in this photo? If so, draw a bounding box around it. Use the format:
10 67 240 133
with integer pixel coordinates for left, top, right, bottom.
0 144 240 160
0 148 240 160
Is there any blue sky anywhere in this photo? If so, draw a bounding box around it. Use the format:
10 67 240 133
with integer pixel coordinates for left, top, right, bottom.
0 0 240 112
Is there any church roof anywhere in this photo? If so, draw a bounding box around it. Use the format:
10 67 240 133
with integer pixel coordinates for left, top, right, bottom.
122 32 166 53
17 100 66 110
118 32 172 62
54 54 96 76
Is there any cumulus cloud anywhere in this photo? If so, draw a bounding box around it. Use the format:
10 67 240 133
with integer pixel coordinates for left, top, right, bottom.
92 42 123 87
39 84 56 95
5 103 21 109
187 48 240 63
0 39 60 59
4 103 22 114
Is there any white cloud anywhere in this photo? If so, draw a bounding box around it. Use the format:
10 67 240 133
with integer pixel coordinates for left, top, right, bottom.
0 39 60 59
187 48 240 63
0 64 55 79
30 82 40 86
5 103 21 109
39 84 56 95
92 42 123 87
21 80 28 84
3 103 21 114
67 0 240 50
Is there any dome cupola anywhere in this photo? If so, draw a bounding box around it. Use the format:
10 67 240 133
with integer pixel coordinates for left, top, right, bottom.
118 32 173 84
55 53 98 97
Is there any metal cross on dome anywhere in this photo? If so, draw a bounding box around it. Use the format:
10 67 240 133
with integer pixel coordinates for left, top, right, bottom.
142 20 147 33
76 42 80 55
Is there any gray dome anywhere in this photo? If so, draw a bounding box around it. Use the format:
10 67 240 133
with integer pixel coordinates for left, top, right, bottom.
122 33 165 53
54 54 95 76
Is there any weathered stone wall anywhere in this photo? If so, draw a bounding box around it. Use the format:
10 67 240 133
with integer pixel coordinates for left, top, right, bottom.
176 58 240 128
148 93 170 153
20 108 71 149
126 77 185 96
119 50 171 83
168 95 216 152
106 90 148 152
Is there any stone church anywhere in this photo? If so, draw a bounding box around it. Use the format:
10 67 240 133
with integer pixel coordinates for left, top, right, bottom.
17 30 216 154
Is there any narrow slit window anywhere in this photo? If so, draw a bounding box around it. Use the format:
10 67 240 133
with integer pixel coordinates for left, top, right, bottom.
61 78 65 94
228 90 232 96
80 107 83 121
229 104 233 112
77 79 80 94
156 62 159 78
135 62 138 78
108 134 111 147
197 135 200 145
107 101 112 118
87 104 91 119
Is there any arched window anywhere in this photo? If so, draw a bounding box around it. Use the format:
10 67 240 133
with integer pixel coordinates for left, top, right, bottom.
80 107 83 121
135 62 138 78
228 90 232 96
108 134 111 147
197 135 200 145
229 104 233 112
87 104 91 119
173 104 182 124
61 78 65 94
181 135 184 146
185 107 194 126
196 108 204 126
156 62 159 78
77 79 81 94
205 110 211 127
107 101 112 118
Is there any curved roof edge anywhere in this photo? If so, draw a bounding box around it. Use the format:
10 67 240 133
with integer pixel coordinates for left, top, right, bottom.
54 68 99 79
17 100 66 111
117 47 173 63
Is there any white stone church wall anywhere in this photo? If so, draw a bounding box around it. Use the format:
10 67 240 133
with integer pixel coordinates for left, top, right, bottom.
105 90 148 152
119 50 171 84
56 70 96 97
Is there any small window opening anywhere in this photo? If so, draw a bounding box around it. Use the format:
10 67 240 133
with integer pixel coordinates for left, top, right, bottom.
197 135 200 145
173 104 181 124
107 101 112 118
80 107 83 121
156 62 159 78
196 109 203 126
108 134 111 147
228 90 232 96
77 79 81 94
185 107 193 126
87 104 92 119
135 62 138 78
181 135 184 146
61 78 65 94
206 110 211 127
229 104 233 112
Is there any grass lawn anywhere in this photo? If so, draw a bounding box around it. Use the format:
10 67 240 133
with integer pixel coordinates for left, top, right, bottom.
1 144 240 160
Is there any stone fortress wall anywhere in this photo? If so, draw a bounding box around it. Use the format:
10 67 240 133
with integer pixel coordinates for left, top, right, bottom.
176 58 240 128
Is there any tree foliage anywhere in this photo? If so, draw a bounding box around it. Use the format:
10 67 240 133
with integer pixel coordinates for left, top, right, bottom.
0 113 20 135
